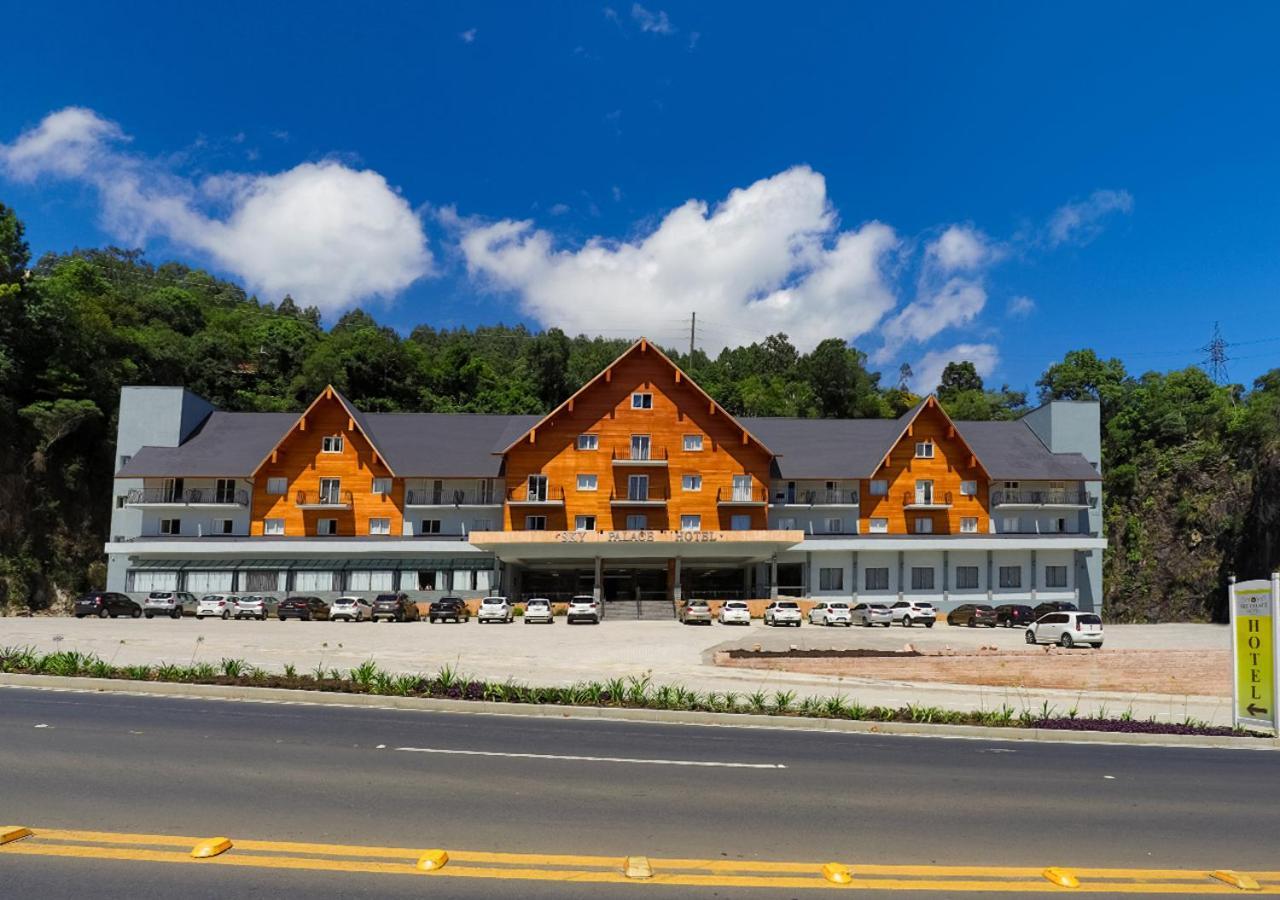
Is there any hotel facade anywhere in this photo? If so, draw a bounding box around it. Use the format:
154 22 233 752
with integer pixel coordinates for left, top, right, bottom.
106 339 1105 613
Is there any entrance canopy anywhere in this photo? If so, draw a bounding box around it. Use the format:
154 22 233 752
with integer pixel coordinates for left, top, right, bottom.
468 529 803 564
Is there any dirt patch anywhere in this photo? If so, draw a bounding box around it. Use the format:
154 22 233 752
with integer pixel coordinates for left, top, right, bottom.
715 648 1232 697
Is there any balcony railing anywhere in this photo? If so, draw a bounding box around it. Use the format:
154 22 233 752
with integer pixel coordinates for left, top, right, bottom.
774 488 859 506
406 488 501 506
903 490 953 508
126 488 248 506
506 485 566 504
609 484 670 505
992 489 1094 508
294 489 353 509
611 447 669 465
716 486 769 505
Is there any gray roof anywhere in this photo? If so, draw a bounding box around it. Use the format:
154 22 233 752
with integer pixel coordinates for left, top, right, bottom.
953 421 1100 480
117 412 297 478
740 417 902 479
362 413 541 477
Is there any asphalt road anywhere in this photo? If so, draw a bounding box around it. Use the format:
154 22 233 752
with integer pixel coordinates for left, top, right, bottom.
1 686 1277 897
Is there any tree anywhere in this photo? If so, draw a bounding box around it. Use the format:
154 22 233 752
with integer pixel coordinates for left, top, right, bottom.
802 339 884 418
0 203 30 285
937 361 984 401
1036 349 1129 419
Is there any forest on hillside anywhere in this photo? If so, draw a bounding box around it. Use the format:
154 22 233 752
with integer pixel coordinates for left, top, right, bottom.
1 202 1277 620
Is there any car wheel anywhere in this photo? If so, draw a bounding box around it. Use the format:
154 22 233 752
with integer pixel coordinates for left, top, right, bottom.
1024 630 1037 644
1091 643 1103 649
172 610 182 620
145 612 154 619
75 614 85 619
903 617 912 627
98 607 110 619
130 607 141 618
1059 633 1074 648
221 610 230 620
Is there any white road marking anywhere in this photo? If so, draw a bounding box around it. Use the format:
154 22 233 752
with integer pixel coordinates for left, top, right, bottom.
33 723 49 728
395 746 786 769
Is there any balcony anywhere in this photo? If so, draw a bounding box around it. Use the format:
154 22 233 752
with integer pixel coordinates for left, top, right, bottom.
611 447 669 467
774 488 859 507
506 485 566 505
903 490 953 510
609 485 670 507
992 489 1095 508
716 486 769 506
126 488 248 507
406 488 501 507
294 489 353 510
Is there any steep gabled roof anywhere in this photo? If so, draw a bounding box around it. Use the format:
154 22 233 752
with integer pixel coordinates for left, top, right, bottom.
497 337 777 457
874 394 990 478
251 385 397 477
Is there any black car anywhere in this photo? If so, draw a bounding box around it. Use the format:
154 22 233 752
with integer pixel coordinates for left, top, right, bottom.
372 592 419 623
994 604 1035 627
277 596 329 621
946 603 997 627
428 596 469 623
1032 600 1078 619
74 591 142 619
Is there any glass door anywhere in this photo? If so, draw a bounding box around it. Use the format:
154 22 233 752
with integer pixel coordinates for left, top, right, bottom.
915 480 934 505
630 434 650 461
732 475 752 502
527 474 548 502
628 474 649 501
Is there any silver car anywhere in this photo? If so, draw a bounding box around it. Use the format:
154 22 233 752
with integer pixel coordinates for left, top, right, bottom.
330 596 372 622
679 599 713 625
522 598 554 624
234 595 277 620
566 595 603 624
143 591 196 619
851 602 893 627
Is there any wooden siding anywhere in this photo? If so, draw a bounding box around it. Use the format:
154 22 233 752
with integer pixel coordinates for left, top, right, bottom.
859 398 989 535
251 394 401 537
502 346 773 532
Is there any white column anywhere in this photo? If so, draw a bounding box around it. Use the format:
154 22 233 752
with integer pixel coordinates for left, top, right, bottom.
673 556 682 602
593 555 603 603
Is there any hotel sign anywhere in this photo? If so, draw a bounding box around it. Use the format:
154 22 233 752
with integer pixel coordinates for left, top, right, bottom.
1229 576 1278 734
555 530 723 544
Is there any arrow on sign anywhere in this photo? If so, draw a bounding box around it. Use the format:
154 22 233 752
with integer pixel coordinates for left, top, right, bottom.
1247 703 1270 716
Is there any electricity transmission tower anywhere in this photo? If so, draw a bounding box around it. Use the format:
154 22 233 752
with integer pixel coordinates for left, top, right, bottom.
1201 322 1230 384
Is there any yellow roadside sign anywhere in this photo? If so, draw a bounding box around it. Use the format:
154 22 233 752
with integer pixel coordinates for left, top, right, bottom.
1230 578 1278 734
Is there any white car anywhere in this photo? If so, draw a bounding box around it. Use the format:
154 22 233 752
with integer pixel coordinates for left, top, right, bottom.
196 594 238 619
1026 611 1104 649
851 602 893 627
234 595 276 620
809 601 852 626
718 600 751 625
478 596 514 623
143 591 196 619
523 598 554 624
890 600 937 628
763 600 802 627
566 595 603 624
330 596 372 622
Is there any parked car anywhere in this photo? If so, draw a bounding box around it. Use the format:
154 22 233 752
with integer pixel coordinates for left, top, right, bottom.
1026 611 1104 648
1032 600 1079 619
428 596 470 623
890 600 937 628
478 596 514 623
143 591 197 619
196 594 239 620
809 601 852 627
679 598 713 625
763 599 802 627
278 596 329 621
947 603 998 627
718 600 751 625
330 596 372 622
74 591 141 619
850 602 892 627
566 595 603 625
371 592 419 622
994 604 1035 628
234 595 277 620
522 598 554 624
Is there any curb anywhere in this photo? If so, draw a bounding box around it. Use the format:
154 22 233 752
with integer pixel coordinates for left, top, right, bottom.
2 673 1275 751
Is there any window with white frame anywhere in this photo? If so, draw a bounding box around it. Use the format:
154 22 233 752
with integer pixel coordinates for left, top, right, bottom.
127 569 178 593
577 433 598 451
318 478 342 504
682 474 702 492
915 441 934 458
819 567 844 591
869 517 888 533
960 480 977 496
322 435 344 453
1004 481 1019 490
683 434 703 452
369 518 391 535
629 434 651 460
577 473 598 491
864 567 889 591
911 567 935 590
1049 481 1065 490
160 518 181 535
470 518 492 532
264 518 285 536
914 517 933 534
186 570 234 593
212 518 234 535
955 566 979 589
293 571 337 592
777 516 796 529
730 514 751 531
371 477 392 495
1045 565 1068 588
266 477 287 495
680 514 701 531
214 479 236 504
317 519 338 536
575 515 596 531
525 515 547 531
960 517 978 533
998 565 1022 589
869 479 888 496
419 519 441 534
631 392 653 409
347 571 394 592
1001 516 1019 532
119 454 132 470
826 517 843 533
626 514 648 530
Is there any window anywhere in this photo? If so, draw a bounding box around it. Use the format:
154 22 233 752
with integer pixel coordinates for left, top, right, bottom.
914 480 934 505
777 516 796 529
914 517 933 534
682 474 702 492
1050 517 1066 533
369 518 391 535
732 474 753 502
266 477 287 495
470 518 492 532
575 515 596 531
577 434 598 451
115 495 126 509
419 519 441 534
1045 565 1068 588
955 566 979 589
322 435 344 453
819 568 844 591
915 441 934 458
347 571 394 592
525 515 547 531
730 514 751 531
371 477 392 495
317 519 338 536
826 517 843 533
264 518 285 536
627 474 649 501
683 434 703 452
318 478 341 504
864 567 889 591
244 570 279 592
869 517 889 533
680 514 701 531
159 518 181 535
869 479 888 496
293 571 338 592
1001 516 1019 532
577 473 598 491
186 570 234 593
119 454 132 470
526 474 548 502
960 517 978 533
999 566 1022 589
212 518 234 535
631 392 653 409
960 480 977 496
629 434 651 460
626 514 648 530
1049 481 1065 490
1004 481 1019 490
215 479 236 504
911 567 935 590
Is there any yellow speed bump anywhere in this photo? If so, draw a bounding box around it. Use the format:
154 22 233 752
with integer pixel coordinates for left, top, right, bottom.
416 849 449 872
0 826 33 846
821 862 854 885
623 855 653 879
1211 870 1262 891
190 837 232 859
1043 866 1080 888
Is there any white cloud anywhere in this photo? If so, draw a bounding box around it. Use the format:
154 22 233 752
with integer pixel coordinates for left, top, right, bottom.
1048 189 1133 246
549 203 570 216
631 3 675 34
1 108 432 314
913 343 999 394
459 166 900 352
926 224 997 272
1007 295 1036 318
459 28 477 43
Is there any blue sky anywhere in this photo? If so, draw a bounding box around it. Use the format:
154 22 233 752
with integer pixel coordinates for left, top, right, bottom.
3 1 1279 392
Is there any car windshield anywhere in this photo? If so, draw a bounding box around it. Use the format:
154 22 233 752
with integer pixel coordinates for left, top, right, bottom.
688 600 708 606
482 598 505 604
1079 614 1102 626
869 604 888 610
201 596 221 602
